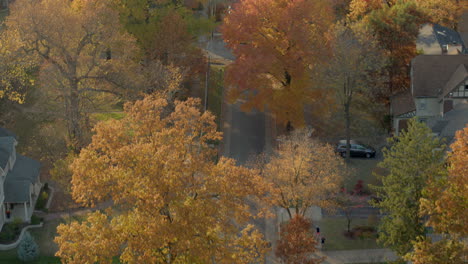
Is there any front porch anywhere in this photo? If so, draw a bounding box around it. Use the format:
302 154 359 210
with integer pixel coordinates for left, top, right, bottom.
4 200 35 223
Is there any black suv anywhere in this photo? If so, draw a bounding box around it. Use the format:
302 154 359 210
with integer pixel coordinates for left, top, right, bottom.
336 140 376 158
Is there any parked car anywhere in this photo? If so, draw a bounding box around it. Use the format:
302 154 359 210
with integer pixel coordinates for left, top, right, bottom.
336 140 376 158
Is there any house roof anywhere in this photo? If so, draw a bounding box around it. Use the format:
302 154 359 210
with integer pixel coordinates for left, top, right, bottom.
0 137 16 169
417 24 466 54
4 154 41 203
411 55 468 97
391 90 416 117
440 64 468 99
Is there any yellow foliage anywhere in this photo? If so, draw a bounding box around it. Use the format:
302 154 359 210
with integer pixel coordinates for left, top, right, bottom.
262 129 345 217
55 95 270 263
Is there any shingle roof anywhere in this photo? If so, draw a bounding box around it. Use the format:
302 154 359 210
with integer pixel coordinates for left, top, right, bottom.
433 24 466 53
411 55 468 97
391 90 416 117
417 24 466 54
0 137 16 169
440 64 468 99
4 154 41 203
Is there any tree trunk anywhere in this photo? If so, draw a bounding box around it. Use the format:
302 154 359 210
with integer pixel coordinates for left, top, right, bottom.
345 101 351 162
286 208 292 219
67 81 83 153
346 213 351 232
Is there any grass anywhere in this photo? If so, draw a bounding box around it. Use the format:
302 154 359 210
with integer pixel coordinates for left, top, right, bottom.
344 157 382 192
28 219 61 257
318 217 383 251
207 66 224 129
90 112 125 122
0 250 60 264
0 219 61 263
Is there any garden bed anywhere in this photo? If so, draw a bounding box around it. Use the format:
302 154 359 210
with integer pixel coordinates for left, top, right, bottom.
0 220 28 244
35 185 50 211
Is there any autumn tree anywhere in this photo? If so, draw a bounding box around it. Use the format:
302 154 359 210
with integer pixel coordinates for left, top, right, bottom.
275 215 323 264
55 94 270 264
366 1 427 95
112 0 214 79
406 125 468 264
348 0 463 97
0 30 36 104
262 129 344 218
221 0 335 125
325 22 386 159
336 188 367 233
371 118 445 257
5 0 139 151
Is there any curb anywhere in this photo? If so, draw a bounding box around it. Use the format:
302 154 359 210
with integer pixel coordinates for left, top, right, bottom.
0 222 44 250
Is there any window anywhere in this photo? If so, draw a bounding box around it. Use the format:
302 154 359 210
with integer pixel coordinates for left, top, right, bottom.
419 102 426 110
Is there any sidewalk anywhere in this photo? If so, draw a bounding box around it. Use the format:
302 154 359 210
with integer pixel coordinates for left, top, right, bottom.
322 248 398 263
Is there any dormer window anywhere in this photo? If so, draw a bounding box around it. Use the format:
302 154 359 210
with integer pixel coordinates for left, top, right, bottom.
442 44 448 53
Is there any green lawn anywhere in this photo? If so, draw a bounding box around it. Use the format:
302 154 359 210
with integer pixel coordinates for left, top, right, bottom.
318 217 383 251
207 65 224 129
344 157 382 192
29 220 61 257
0 250 60 264
90 111 125 122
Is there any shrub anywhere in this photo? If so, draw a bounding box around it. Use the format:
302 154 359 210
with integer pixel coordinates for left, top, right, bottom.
17 231 39 262
12 218 23 232
30 215 43 225
0 225 16 242
35 189 49 210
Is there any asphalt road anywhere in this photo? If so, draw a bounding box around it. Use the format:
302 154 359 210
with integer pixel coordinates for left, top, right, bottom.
227 103 266 164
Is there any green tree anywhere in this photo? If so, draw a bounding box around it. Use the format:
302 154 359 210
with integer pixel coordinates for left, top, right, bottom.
17 231 39 262
371 118 445 256
406 125 468 264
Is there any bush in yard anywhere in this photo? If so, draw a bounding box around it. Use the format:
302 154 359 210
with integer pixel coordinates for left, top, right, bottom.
17 231 39 262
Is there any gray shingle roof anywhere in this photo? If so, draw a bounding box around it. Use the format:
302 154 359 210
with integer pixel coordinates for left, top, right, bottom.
0 137 16 169
417 24 466 54
4 154 41 203
433 24 466 53
411 55 468 97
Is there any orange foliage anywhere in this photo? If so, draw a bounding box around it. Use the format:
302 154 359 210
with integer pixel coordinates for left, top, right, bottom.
55 94 270 263
221 0 334 125
275 215 323 264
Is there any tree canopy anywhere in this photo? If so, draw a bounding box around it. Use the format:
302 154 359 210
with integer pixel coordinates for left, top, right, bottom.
55 94 270 264
262 130 344 218
406 125 468 264
5 0 140 150
221 0 335 125
371 118 445 256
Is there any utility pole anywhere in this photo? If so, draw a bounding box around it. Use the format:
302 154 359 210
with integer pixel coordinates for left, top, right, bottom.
204 31 213 112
